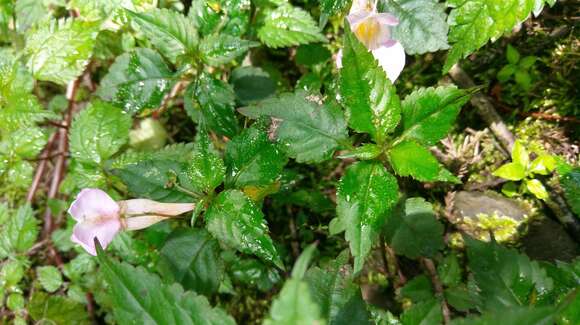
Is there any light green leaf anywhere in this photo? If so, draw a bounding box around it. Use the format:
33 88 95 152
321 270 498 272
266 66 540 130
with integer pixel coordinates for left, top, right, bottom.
25 19 99 85
15 0 48 32
493 162 526 181
127 8 198 63
290 244 317 279
519 56 536 69
224 126 287 188
340 27 401 143
399 86 469 145
185 75 240 138
157 228 222 295
8 127 47 159
384 198 444 259
515 70 532 90
258 4 326 48
239 92 349 163
337 161 399 273
69 100 131 165
37 266 63 293
319 0 350 16
97 48 176 115
380 0 449 54
0 204 39 258
525 179 548 200
200 34 258 66
560 168 580 217
529 154 556 175
388 140 442 181
97 244 235 325
186 132 225 194
29 292 90 324
444 0 536 72
506 44 520 64
263 279 323 325
205 190 283 268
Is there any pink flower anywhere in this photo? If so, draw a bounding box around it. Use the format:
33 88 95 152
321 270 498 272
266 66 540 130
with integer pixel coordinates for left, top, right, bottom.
68 188 195 255
336 0 406 82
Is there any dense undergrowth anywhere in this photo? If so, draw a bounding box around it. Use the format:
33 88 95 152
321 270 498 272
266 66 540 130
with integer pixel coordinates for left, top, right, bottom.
0 0 578 324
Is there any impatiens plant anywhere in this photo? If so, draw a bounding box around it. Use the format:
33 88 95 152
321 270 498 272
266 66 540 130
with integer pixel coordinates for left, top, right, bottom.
0 0 577 324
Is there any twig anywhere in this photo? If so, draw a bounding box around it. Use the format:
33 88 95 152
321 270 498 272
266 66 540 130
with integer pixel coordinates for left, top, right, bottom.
381 240 406 288
421 258 451 325
152 80 189 118
26 132 58 203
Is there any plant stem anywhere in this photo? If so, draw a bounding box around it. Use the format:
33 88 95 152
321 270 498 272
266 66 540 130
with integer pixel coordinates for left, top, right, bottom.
421 257 451 324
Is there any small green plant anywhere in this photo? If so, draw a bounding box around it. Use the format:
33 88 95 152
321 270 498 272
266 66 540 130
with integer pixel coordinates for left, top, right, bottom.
493 140 556 200
497 44 537 91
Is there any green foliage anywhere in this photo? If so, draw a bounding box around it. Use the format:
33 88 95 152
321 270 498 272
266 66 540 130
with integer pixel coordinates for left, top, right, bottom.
199 34 258 66
37 266 63 293
258 4 326 48
388 140 442 181
497 45 537 91
230 66 276 105
187 132 225 194
98 48 176 115
0 204 39 259
29 292 90 324
560 168 580 217
188 0 250 37
239 92 349 163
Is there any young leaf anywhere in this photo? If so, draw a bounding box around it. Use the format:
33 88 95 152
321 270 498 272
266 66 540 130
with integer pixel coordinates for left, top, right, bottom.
37 266 63 293
127 8 198 63
200 34 258 66
97 48 176 115
511 140 529 168
444 0 536 72
186 132 225 194
69 100 131 165
525 179 548 200
224 126 287 188
560 168 580 217
239 92 349 163
258 4 326 48
493 162 526 181
388 140 441 181
380 0 449 54
337 161 399 273
399 86 469 145
0 204 39 258
97 245 235 325
340 27 401 143
384 198 444 259
185 75 240 138
205 190 283 269
24 19 99 85
157 228 222 295
506 45 521 64
29 292 90 324
529 154 556 175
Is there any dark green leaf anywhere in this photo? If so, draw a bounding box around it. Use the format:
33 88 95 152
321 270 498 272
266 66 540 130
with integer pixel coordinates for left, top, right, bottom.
388 140 442 181
258 4 326 48
337 161 399 273
230 66 276 105
205 190 283 268
200 34 258 66
401 298 443 325
295 44 331 66
451 306 555 325
438 254 462 287
98 48 176 115
400 275 434 302
560 168 580 217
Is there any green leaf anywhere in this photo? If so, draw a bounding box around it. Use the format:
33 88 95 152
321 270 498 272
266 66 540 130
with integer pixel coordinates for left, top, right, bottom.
388 140 442 181
525 179 549 200
15 0 49 32
127 8 198 63
69 100 131 165
157 228 222 295
24 19 99 85
451 306 555 325
401 298 443 325
493 162 526 181
560 168 580 217
400 275 434 302
185 75 240 138
384 198 444 259
97 245 235 325
263 278 323 325
224 126 287 188
319 0 350 16
230 66 276 105
258 4 326 48
0 204 39 258
239 92 349 163
529 154 556 175
200 34 258 66
444 0 536 72
399 86 469 145
515 70 532 90
337 161 399 273
295 44 331 66
338 144 382 160
97 48 176 115
506 44 520 64
37 266 63 293
340 27 401 143
380 0 449 54
497 64 517 82
290 244 317 279
519 56 537 69
188 0 251 37
438 254 462 287
205 190 283 268
186 132 225 194
29 292 90 324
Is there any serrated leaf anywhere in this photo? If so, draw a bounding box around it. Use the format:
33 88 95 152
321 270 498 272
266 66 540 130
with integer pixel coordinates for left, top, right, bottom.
200 34 258 66
239 92 349 163
224 126 287 188
337 161 399 273
258 4 326 48
438 254 462 287
185 75 240 138
560 168 580 217
384 198 444 259
37 266 63 293
97 244 235 325
29 292 90 324
24 19 99 85
0 204 39 258
340 27 401 143
205 190 283 268
188 0 251 37
127 8 198 63
401 298 442 325
400 275 434 302
263 279 323 325
380 0 449 54
157 228 222 295
388 140 441 181
0 93 55 133
69 100 131 165
319 0 350 16
186 132 225 194
399 86 469 145
444 0 536 72
111 142 195 169
97 48 176 115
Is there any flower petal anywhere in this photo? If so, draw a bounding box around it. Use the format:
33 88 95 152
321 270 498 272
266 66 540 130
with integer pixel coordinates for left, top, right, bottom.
119 199 196 217
68 188 119 222
125 215 169 231
71 218 122 256
336 49 343 69
347 10 370 29
372 42 406 82
374 13 399 26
